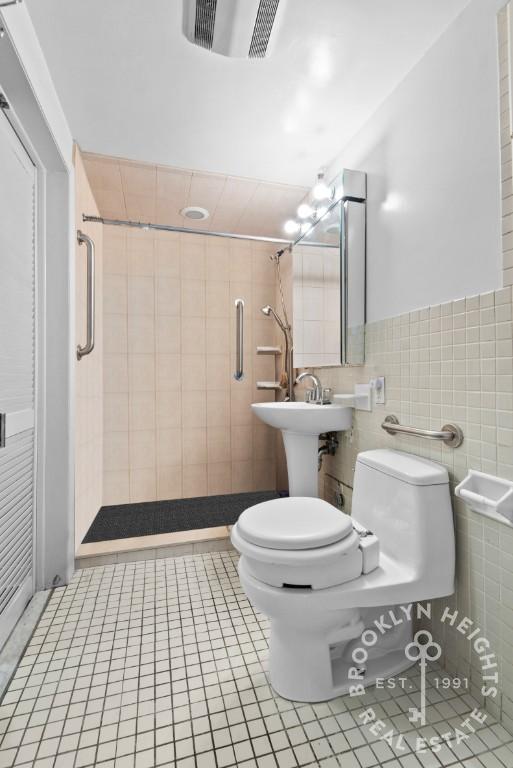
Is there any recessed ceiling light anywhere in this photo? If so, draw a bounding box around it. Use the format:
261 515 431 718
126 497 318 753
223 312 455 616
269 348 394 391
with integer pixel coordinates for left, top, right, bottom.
180 206 210 221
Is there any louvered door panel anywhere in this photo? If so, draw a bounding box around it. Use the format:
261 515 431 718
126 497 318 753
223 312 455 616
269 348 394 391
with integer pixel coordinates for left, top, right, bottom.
0 109 36 649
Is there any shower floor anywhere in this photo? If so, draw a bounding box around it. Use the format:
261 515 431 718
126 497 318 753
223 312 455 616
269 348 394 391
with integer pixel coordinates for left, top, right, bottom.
82 490 284 543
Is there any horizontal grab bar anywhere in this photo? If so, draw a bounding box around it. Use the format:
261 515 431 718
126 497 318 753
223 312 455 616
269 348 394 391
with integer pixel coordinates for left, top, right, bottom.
381 414 463 448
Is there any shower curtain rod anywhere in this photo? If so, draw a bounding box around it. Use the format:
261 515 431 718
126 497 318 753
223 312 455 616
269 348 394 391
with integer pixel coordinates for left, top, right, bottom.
82 214 339 249
82 214 292 245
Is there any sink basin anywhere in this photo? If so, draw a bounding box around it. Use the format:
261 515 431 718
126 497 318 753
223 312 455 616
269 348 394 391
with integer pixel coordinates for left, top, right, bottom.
251 402 352 434
252 401 352 497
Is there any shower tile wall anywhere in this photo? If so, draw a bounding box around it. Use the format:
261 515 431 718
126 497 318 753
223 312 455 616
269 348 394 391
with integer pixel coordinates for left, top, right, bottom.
102 227 278 505
312 286 513 733
74 148 104 547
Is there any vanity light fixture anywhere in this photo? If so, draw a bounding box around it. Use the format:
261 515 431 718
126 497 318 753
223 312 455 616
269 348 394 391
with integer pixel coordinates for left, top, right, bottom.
312 170 332 202
284 219 300 235
297 203 314 220
283 168 336 236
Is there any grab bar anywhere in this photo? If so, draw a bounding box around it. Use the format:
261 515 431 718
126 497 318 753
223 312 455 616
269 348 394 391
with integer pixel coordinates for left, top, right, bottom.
381 414 463 448
76 230 95 360
234 298 244 380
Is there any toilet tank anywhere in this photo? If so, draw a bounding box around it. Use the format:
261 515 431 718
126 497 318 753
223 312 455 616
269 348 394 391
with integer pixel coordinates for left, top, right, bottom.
352 449 454 593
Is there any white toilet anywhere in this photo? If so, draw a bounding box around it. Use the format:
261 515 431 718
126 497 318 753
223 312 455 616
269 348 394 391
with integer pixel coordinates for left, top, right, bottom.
231 449 455 702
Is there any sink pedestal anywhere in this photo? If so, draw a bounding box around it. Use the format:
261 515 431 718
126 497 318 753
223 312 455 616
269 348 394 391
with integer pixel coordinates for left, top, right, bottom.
282 431 319 497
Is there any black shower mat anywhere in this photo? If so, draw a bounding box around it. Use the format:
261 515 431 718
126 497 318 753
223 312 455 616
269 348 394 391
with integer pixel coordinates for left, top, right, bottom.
83 490 284 543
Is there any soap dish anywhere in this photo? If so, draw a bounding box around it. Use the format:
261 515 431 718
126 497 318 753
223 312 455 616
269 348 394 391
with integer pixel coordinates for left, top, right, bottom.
455 470 513 526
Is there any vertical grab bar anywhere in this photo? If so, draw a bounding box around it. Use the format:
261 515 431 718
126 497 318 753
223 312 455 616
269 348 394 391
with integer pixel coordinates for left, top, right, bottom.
76 230 95 360
234 298 244 380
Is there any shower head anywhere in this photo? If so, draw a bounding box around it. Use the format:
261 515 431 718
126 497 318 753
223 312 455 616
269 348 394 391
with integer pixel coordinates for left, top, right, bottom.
261 304 288 335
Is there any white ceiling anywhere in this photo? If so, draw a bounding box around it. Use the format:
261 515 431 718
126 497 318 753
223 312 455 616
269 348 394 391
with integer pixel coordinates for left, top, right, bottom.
26 0 470 187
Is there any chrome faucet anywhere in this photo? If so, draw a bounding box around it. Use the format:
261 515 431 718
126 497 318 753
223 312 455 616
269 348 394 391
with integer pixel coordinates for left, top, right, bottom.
295 372 330 404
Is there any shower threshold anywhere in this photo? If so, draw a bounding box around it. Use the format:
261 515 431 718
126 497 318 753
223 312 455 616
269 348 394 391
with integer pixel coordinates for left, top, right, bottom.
76 490 285 569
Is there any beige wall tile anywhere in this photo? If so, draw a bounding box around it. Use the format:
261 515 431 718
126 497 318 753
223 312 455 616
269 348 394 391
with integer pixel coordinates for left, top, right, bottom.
130 468 157 502
207 427 231 464
183 427 207 465
182 317 206 353
156 354 181 391
129 429 156 470
182 391 207 428
157 465 182 500
156 390 181 429
207 462 232 495
103 470 130 506
104 431 129 472
128 313 155 354
128 275 155 315
182 280 206 317
128 354 155 391
182 354 207 390
207 390 231 428
157 428 182 466
102 228 277 515
156 277 181 316
129 391 156 432
156 315 181 355
182 464 207 498
231 461 253 493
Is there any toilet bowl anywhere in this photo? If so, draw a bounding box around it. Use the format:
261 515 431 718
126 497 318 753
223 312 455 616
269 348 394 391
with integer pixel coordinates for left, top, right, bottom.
231 449 455 702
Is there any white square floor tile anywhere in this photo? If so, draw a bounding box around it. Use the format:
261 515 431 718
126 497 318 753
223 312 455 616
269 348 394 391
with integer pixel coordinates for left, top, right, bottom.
0 551 512 767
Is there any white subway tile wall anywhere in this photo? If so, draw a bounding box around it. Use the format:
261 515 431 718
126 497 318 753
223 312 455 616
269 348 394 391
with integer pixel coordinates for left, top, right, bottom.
315 286 513 734
102 227 278 506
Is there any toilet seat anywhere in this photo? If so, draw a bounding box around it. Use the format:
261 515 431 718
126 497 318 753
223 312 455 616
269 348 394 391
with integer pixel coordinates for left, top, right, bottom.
237 496 354 550
232 497 372 590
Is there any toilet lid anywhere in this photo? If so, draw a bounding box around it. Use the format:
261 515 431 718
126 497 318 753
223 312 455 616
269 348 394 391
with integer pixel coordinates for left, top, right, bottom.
237 497 353 550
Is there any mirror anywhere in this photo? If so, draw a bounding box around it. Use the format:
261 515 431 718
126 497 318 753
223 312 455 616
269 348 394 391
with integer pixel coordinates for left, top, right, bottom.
292 170 366 368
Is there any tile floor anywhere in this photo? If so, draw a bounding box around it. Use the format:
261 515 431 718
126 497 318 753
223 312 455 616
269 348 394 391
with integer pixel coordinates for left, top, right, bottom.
0 551 512 768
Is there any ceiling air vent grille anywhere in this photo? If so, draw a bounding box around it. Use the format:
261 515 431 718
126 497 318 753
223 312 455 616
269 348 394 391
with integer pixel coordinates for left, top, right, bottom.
249 0 280 58
194 0 217 50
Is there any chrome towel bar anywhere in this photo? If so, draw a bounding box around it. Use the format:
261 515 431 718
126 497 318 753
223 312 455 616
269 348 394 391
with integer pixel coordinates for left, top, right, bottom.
381 414 463 448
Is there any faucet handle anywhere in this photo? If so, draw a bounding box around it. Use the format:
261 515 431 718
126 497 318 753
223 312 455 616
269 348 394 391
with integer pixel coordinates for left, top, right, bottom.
304 387 315 403
322 388 333 404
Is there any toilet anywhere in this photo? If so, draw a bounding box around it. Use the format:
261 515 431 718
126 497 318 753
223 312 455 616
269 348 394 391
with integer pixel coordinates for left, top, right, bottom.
231 449 455 702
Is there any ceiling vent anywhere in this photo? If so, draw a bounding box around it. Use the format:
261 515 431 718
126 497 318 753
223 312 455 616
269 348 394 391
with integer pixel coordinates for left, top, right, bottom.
182 0 287 59
181 206 210 221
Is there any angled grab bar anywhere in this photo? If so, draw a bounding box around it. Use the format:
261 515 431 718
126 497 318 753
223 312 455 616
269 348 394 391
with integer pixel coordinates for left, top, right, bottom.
234 298 244 381
76 230 95 360
381 414 463 448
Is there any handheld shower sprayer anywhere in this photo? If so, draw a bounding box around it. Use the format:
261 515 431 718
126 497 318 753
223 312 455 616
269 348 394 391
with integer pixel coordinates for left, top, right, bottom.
260 304 294 401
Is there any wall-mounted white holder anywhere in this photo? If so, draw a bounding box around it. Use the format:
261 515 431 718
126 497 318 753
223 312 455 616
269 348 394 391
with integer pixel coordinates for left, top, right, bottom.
333 383 372 412
455 470 513 527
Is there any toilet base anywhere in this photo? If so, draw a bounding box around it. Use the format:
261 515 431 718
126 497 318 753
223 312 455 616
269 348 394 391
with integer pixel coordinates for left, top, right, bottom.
267 607 414 703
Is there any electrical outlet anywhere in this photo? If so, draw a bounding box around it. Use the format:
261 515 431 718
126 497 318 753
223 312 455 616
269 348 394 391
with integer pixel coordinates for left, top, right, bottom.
374 376 385 405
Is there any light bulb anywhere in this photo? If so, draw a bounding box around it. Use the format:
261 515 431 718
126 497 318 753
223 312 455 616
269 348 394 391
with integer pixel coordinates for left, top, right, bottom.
312 181 332 201
297 203 313 220
284 219 300 235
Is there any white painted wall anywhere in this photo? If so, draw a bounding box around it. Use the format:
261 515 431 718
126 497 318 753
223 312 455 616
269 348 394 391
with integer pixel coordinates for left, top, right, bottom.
328 0 503 323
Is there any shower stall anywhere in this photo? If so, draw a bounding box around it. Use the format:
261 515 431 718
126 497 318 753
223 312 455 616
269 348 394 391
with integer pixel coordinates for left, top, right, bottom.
74 153 294 559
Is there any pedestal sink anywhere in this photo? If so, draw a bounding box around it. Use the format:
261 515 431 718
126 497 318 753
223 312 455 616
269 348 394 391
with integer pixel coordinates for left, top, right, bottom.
252 402 352 497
